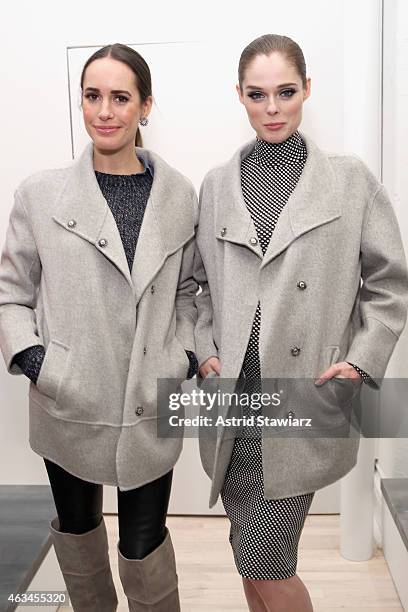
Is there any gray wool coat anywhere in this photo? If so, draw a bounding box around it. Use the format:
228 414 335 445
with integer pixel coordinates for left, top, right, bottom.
0 143 198 490
194 131 408 507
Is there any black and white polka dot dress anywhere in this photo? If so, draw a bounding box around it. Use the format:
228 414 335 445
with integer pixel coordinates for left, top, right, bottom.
220 130 315 580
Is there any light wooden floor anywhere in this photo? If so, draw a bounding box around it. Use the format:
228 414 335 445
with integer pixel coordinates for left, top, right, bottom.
60 514 403 611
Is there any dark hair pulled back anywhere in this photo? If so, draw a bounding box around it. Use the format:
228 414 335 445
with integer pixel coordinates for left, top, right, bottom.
80 43 152 147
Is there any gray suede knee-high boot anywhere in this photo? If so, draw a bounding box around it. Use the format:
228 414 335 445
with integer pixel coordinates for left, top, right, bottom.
49 516 118 612
117 527 181 611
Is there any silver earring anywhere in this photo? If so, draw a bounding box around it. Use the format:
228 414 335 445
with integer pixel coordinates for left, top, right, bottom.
139 117 149 126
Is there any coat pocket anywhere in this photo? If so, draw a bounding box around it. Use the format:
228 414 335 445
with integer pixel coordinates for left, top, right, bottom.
35 339 70 402
313 345 357 428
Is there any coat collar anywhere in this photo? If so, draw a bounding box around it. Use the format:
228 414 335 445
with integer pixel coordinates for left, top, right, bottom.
216 130 342 266
52 143 194 300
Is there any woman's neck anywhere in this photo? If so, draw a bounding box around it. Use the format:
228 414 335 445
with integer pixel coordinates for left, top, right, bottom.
92 144 144 175
252 130 306 167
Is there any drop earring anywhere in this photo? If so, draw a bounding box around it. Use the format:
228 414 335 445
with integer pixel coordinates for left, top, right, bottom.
139 117 149 126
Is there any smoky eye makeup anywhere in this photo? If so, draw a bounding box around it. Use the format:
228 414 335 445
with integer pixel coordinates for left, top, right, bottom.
279 88 297 97
247 91 265 100
246 87 298 101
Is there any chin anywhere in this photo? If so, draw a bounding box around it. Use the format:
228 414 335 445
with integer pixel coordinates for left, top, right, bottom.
93 137 122 151
260 126 293 143
259 132 286 144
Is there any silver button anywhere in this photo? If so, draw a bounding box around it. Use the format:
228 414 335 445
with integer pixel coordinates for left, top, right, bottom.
150 285 155 294
143 346 147 355
67 219 76 228
220 227 227 237
249 237 258 245
135 406 144 416
297 281 307 290
291 346 301 356
98 238 108 248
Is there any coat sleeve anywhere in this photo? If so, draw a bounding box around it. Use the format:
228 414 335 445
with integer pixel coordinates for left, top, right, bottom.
345 184 408 387
0 188 43 375
175 188 199 353
193 179 219 368
193 245 218 368
12 344 45 383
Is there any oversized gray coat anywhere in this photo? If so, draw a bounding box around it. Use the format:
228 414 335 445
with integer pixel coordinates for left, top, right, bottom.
194 131 408 507
0 143 198 490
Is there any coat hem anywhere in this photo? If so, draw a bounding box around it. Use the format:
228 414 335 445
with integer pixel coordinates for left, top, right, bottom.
29 440 180 492
29 445 119 487
262 452 359 502
29 395 183 491
207 437 360 506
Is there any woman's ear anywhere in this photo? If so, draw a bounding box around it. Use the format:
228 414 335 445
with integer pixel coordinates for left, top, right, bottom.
142 95 153 118
303 77 311 101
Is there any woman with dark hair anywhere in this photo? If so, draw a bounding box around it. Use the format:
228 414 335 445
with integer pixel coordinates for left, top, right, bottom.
0 43 198 612
194 34 408 611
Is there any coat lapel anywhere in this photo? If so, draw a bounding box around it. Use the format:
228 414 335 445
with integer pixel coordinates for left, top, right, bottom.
261 132 342 267
215 142 263 259
52 144 194 301
131 148 195 303
217 131 342 265
52 143 133 287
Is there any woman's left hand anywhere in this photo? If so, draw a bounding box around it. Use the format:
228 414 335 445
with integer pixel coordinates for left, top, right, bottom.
315 361 363 386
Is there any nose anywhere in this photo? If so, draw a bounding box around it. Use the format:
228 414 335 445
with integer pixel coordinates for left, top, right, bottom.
98 100 114 120
266 95 279 115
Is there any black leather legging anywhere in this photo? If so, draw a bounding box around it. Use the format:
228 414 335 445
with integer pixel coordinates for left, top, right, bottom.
44 458 173 559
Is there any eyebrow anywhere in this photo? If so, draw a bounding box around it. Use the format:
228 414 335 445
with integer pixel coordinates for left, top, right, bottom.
245 82 298 90
84 87 132 96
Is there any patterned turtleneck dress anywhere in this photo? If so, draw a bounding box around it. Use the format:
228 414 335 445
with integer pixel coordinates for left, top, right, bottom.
11 157 198 382
220 130 367 581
